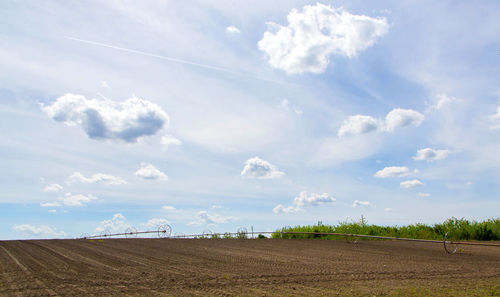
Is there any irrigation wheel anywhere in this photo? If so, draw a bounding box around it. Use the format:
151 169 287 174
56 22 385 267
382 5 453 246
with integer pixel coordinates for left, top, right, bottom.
100 229 111 238
125 227 138 238
444 232 459 254
345 227 358 244
157 224 172 238
202 229 213 239
237 227 248 239
80 233 90 240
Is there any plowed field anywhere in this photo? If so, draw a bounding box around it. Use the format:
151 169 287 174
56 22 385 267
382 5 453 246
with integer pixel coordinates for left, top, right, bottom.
0 238 499 296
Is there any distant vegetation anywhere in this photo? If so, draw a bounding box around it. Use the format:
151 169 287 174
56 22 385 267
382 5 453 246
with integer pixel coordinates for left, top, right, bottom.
272 217 500 241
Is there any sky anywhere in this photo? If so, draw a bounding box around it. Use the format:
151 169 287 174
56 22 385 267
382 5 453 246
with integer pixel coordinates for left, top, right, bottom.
1 1 500 239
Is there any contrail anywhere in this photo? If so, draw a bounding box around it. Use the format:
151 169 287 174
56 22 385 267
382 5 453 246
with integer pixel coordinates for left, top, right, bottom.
64 36 287 84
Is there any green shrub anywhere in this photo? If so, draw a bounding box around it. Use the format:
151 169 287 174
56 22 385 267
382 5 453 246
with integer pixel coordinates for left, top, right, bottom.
272 217 500 241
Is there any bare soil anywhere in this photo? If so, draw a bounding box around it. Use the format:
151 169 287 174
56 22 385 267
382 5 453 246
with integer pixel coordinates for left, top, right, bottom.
0 238 499 296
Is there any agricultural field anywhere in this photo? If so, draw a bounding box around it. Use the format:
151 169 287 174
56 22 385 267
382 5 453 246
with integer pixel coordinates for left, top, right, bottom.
0 238 499 296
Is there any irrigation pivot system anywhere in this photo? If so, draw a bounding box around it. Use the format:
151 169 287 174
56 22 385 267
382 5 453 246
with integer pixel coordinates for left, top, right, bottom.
80 225 500 255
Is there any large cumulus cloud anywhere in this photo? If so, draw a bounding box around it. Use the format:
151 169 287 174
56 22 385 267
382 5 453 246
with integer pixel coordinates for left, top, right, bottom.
258 3 388 74
42 94 169 142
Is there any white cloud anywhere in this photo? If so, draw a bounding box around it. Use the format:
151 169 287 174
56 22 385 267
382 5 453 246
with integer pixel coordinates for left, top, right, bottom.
426 94 458 112
13 224 66 238
384 108 425 132
48 209 57 213
40 202 62 207
337 115 380 137
278 99 303 115
413 148 450 162
241 156 284 179
188 211 235 226
162 205 176 211
273 204 301 214
42 183 63 193
384 207 393 212
142 218 170 229
374 166 417 178
42 93 169 143
400 179 424 189
211 205 222 209
490 106 500 130
161 135 181 149
225 25 241 34
418 192 431 197
273 191 335 214
95 213 130 234
135 163 168 180
338 108 424 138
67 172 126 185
59 193 97 207
352 200 372 207
258 3 388 74
101 81 111 89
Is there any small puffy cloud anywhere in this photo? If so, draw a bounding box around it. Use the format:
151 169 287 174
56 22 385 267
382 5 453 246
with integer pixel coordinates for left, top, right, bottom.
48 209 57 213
384 207 393 212
188 211 235 226
95 213 130 233
413 148 449 162
13 224 66 238
258 3 388 74
142 218 170 229
101 81 111 89
278 99 303 115
490 106 500 130
211 205 222 209
135 163 168 180
418 192 431 197
400 179 424 189
273 204 300 214
42 183 63 193
273 191 335 214
40 202 62 207
226 25 241 34
374 166 416 178
67 172 126 185
338 108 424 138
42 94 169 143
161 135 181 149
384 108 425 132
426 94 458 112
352 200 372 208
162 205 176 211
337 115 380 137
241 156 284 179
60 193 97 207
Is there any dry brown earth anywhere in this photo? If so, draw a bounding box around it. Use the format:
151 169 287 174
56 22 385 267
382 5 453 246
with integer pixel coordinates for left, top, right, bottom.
0 238 499 296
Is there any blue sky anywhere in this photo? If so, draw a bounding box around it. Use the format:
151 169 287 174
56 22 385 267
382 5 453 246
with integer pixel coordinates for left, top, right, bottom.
1 1 500 239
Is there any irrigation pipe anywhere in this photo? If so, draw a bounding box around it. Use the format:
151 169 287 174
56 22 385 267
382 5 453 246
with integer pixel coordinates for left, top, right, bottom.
82 229 500 254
